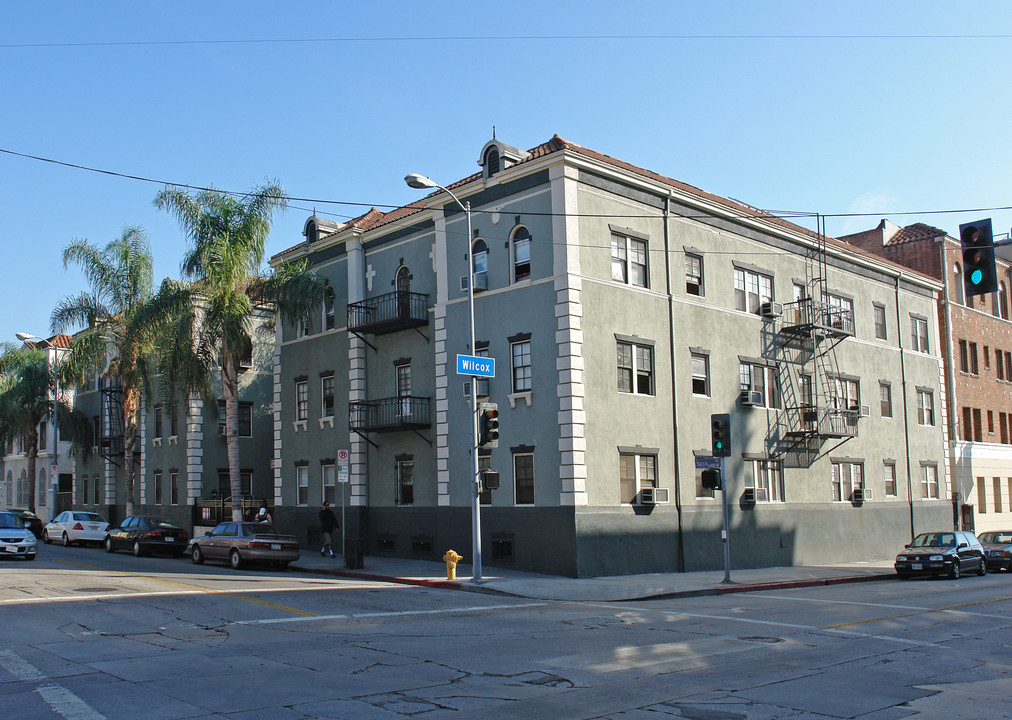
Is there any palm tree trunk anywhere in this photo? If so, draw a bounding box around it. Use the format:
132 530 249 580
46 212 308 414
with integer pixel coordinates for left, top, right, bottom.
26 428 38 513
223 355 242 522
122 388 140 517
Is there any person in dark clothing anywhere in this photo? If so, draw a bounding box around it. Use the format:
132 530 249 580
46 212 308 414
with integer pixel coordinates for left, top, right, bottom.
319 501 338 558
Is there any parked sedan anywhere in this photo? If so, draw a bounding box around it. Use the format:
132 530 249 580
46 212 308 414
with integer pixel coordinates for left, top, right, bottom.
10 509 44 538
0 511 37 560
895 530 987 579
978 530 1012 572
104 515 189 557
190 522 300 569
44 511 110 547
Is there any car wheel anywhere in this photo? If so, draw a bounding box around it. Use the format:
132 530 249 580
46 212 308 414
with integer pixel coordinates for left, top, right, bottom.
132 540 144 557
950 562 961 580
896 572 910 580
275 560 289 570
978 559 988 576
26 554 36 561
191 546 204 565
62 532 72 548
229 549 243 569
42 529 51 544
105 536 115 553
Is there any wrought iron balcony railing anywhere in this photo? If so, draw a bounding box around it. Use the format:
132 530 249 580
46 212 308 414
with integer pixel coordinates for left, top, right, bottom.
349 396 431 433
787 404 860 439
781 298 855 336
347 291 429 336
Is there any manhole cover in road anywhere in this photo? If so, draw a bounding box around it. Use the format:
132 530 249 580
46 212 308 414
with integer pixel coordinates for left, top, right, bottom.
73 588 120 593
739 636 784 644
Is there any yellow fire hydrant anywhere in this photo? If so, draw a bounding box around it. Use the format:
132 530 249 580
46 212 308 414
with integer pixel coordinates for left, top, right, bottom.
443 549 463 580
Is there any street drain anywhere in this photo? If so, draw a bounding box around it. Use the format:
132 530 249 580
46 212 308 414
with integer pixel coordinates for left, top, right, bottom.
739 636 784 644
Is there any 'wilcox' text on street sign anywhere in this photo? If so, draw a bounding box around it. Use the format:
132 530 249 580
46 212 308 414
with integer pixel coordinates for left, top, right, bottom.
457 354 495 378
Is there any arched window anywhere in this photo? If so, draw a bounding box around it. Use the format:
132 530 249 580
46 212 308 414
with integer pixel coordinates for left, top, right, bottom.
322 285 336 331
484 146 501 177
472 238 488 275
18 469 27 507
38 468 47 506
396 266 412 319
953 263 965 305
511 226 531 282
5 470 11 505
1000 282 1009 320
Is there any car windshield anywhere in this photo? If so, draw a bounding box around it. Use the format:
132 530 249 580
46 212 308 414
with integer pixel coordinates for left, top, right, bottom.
73 512 106 522
981 532 1012 544
0 513 25 529
241 523 276 535
910 532 955 547
148 517 179 529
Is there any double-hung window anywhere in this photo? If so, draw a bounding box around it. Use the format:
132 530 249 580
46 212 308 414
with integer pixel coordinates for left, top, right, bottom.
618 339 654 395
511 340 532 393
884 462 897 497
296 381 308 422
832 461 863 502
323 286 336 331
830 377 860 412
321 375 335 418
879 382 893 418
873 303 887 339
296 465 308 506
751 459 785 503
611 232 648 288
911 316 929 353
917 389 935 426
153 470 163 505
921 464 939 499
685 253 703 296
513 452 535 505
396 364 412 418
154 405 163 438
512 227 531 282
170 471 179 505
739 362 780 407
322 464 336 505
218 400 252 437
396 458 414 505
734 267 773 313
690 352 709 396
620 451 657 504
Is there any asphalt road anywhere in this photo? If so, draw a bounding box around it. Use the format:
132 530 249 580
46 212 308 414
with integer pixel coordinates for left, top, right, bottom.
2 543 1012 719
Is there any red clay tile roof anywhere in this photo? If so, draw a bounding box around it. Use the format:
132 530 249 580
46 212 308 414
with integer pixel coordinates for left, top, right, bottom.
886 222 949 245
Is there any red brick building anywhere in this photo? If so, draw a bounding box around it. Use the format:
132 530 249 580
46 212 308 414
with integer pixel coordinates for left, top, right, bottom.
842 220 1012 532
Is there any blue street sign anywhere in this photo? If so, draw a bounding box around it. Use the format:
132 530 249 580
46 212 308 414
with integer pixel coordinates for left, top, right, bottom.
694 457 721 470
457 354 495 378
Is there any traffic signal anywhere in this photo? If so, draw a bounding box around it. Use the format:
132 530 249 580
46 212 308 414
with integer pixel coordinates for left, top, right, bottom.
478 402 500 448
701 468 722 490
711 413 731 457
960 218 996 298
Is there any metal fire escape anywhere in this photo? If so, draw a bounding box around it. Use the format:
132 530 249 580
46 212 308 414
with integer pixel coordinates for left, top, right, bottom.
98 376 125 465
766 216 859 467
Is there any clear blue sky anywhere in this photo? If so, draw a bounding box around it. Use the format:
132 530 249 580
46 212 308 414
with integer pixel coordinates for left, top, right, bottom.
2 2 1011 345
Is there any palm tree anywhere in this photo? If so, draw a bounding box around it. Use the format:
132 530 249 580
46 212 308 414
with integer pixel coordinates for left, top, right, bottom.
0 344 59 512
154 182 326 521
51 227 182 516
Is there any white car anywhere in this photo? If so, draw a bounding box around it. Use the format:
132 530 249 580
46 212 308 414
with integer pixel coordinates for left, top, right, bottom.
44 511 110 547
0 511 37 560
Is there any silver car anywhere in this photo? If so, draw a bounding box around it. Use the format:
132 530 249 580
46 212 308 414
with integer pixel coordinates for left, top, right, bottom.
190 522 300 569
0 511 38 560
44 511 110 546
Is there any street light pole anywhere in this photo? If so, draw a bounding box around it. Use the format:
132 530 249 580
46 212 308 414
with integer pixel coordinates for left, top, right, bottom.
404 173 483 582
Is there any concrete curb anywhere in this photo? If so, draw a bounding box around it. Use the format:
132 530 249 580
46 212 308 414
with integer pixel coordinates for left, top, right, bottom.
290 563 898 602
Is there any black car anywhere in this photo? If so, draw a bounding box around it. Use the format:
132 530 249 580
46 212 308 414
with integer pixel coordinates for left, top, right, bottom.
104 515 189 557
895 530 987 579
10 509 44 538
978 530 1012 572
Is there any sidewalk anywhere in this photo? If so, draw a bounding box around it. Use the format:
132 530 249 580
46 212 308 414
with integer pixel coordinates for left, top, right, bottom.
289 552 897 602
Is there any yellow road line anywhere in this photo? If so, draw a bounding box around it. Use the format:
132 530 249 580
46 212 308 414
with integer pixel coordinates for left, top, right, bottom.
822 594 1012 630
55 559 320 617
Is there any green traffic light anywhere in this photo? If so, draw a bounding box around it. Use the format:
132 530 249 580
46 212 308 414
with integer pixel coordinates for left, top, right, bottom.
970 268 984 286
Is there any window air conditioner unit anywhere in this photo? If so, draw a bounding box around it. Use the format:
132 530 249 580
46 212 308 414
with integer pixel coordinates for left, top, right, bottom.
740 390 764 407
759 301 783 318
460 273 488 292
853 488 872 502
860 405 871 417
743 487 769 503
640 487 670 505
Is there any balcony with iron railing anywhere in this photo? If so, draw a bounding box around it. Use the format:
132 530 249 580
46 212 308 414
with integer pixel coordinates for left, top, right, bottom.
781 298 855 337
347 291 429 336
349 396 431 433
785 404 860 439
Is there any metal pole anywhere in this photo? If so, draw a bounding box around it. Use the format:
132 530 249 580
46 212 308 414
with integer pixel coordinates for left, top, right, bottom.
464 200 483 582
52 348 59 512
341 478 346 560
721 456 732 584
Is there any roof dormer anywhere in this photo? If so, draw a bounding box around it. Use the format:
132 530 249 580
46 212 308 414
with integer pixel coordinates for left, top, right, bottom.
303 215 345 245
478 138 530 179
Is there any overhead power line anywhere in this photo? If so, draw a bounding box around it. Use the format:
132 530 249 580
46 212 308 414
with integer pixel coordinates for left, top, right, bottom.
2 146 1011 228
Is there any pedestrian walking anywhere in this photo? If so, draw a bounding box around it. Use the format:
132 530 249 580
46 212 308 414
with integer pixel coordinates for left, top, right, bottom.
257 506 272 524
319 501 338 558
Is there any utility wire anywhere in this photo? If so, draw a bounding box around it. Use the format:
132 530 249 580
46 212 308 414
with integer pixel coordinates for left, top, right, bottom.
3 146 1011 229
